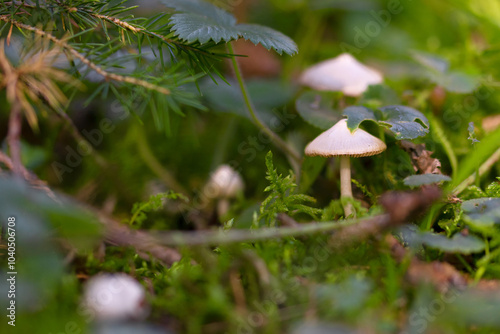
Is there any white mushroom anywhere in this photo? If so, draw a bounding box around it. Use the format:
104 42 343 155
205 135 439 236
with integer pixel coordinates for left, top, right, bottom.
203 165 244 216
305 119 386 217
300 53 383 97
82 273 149 321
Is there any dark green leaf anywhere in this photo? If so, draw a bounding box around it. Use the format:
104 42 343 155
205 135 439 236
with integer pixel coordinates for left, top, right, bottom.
343 106 378 132
236 24 298 55
163 0 298 55
418 232 485 254
403 174 451 187
378 105 429 139
462 197 500 225
169 13 238 44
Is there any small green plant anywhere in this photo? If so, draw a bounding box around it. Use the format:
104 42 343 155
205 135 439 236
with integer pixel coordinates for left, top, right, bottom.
259 151 322 227
129 191 188 228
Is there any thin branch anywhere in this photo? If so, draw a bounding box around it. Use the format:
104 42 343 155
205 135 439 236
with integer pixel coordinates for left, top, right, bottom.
0 151 59 201
80 10 222 59
96 210 182 266
0 16 171 95
6 98 22 176
151 214 391 247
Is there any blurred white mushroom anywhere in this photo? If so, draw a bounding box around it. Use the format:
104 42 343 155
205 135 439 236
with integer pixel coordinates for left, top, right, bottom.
300 53 383 97
203 165 244 217
82 273 149 322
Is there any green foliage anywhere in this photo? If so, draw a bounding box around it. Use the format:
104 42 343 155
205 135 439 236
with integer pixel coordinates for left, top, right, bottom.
129 191 188 227
163 0 298 55
260 152 322 226
486 178 500 197
343 105 429 140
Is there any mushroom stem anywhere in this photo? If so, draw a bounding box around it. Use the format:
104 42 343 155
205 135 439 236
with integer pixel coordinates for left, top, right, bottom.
340 155 354 217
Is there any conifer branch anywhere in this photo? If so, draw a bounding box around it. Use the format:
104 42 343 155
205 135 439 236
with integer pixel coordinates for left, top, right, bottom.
0 16 171 95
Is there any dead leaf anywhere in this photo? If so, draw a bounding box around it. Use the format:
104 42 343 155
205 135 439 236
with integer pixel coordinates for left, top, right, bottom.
400 141 442 174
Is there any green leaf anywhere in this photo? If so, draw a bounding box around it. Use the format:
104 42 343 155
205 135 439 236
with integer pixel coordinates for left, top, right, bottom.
163 0 298 55
418 232 485 254
343 105 429 139
462 198 500 226
295 91 341 130
343 106 378 131
378 105 430 139
403 174 451 187
236 24 298 55
169 13 238 44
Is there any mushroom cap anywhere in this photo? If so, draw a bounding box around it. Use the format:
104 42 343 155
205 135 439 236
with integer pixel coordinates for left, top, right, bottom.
305 119 386 157
299 53 383 96
204 165 244 199
82 273 149 321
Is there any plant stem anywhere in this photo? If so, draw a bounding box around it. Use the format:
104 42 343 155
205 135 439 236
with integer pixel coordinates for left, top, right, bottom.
134 123 187 195
340 155 354 217
227 42 301 164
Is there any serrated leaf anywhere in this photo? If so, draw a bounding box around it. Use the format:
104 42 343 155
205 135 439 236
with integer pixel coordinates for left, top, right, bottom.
295 91 341 130
163 0 298 55
169 13 238 44
418 232 485 254
343 105 429 139
237 24 298 55
403 174 451 187
378 105 429 139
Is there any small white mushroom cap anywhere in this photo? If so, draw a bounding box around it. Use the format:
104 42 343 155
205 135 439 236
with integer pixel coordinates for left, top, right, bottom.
82 273 149 321
300 53 383 96
204 165 244 199
305 119 386 157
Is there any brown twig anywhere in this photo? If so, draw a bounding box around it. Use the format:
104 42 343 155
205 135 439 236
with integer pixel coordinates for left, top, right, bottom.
96 211 182 266
6 99 22 176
